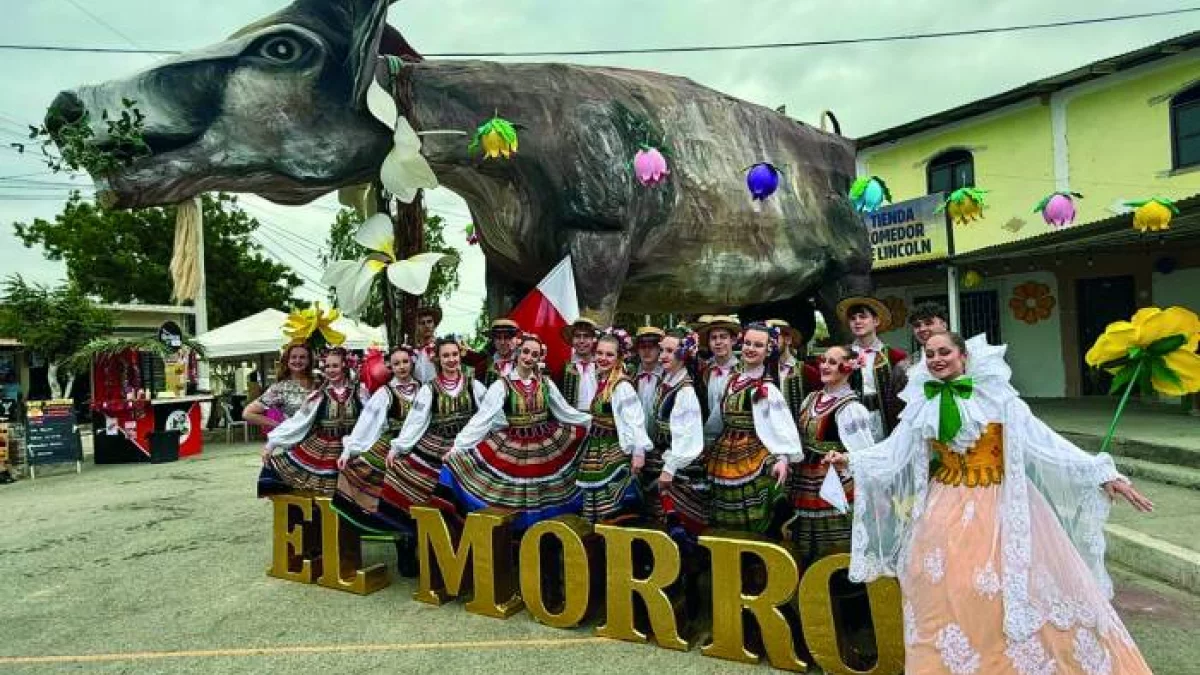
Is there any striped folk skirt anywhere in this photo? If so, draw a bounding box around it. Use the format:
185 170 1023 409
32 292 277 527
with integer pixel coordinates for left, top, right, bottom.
577 423 640 525
257 431 343 498
331 435 397 537
782 454 854 565
706 428 781 534
639 446 709 535
375 424 465 532
437 418 587 532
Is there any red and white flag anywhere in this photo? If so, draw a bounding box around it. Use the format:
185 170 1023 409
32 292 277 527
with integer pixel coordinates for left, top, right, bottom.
508 256 579 377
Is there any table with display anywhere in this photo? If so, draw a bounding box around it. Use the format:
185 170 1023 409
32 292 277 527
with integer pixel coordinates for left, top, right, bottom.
92 394 213 464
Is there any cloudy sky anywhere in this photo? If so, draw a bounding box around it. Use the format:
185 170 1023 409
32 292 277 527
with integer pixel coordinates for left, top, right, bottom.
0 0 1195 334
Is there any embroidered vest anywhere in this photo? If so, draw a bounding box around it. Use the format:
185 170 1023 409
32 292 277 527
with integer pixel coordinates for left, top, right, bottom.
797 391 858 456
652 376 692 448
589 373 630 432
382 382 418 434
315 385 361 436
719 375 759 431
503 376 551 426
931 423 1004 488
428 378 478 437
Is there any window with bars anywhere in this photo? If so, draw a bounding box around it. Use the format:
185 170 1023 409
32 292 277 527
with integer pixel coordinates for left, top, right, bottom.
1172 83 1200 170
911 291 1001 352
927 149 975 194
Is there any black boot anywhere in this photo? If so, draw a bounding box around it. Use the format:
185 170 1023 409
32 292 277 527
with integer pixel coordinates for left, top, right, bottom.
395 533 419 578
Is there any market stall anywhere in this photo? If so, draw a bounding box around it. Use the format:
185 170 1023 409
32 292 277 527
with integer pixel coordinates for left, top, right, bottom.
85 323 212 464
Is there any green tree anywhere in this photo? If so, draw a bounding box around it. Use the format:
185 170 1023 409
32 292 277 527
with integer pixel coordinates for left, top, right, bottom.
0 276 114 399
12 192 303 329
320 208 460 325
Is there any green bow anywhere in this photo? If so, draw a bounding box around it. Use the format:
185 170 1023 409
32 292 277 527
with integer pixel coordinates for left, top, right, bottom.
924 377 975 443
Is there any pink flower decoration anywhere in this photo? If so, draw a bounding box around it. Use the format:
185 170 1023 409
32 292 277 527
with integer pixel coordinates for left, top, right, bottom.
634 147 669 186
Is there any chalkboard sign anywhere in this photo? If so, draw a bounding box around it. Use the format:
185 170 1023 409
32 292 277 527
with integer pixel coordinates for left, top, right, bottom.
25 403 81 467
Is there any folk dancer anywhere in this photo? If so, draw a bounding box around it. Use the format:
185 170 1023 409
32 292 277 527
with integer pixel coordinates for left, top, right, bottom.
827 333 1154 674
439 333 592 531
837 295 906 439
576 329 653 524
704 323 804 534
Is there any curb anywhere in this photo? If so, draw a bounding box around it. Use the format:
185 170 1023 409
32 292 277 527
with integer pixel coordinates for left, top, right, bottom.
1106 523 1200 595
1114 456 1200 491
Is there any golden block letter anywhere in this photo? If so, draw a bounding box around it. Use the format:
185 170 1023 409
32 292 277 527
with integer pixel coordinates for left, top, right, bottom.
594 524 688 651
411 506 523 618
797 553 904 675
519 515 595 628
267 494 315 583
313 497 391 595
699 533 806 672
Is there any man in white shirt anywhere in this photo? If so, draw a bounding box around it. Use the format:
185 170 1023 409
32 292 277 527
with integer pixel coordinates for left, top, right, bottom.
558 318 599 410
631 326 665 431
697 315 741 418
413 305 442 383
836 295 907 439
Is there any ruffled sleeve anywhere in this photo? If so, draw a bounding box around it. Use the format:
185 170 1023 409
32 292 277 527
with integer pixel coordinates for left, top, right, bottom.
343 387 392 457
264 391 321 451
663 386 704 475
390 385 435 456
612 381 652 457
835 400 879 451
751 383 803 462
546 378 592 428
452 380 509 452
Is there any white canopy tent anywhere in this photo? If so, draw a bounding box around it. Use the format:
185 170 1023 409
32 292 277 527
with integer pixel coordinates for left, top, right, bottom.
197 308 386 360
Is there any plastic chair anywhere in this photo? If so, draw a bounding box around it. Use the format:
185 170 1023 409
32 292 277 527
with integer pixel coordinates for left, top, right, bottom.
221 400 249 444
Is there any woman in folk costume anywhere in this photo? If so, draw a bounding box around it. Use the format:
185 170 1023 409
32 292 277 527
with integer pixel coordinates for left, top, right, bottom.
827 332 1154 674
782 345 875 564
559 318 600 410
381 337 487 571
331 345 421 536
258 347 364 497
440 333 592 531
697 315 741 418
576 329 653 524
837 295 907 440
644 329 709 536
704 322 804 534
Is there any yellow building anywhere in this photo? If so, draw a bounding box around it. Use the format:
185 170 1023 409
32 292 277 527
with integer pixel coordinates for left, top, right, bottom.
856 31 1200 398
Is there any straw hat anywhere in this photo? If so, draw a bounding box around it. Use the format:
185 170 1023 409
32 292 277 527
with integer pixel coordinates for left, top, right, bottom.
560 317 599 344
489 318 520 334
697 315 741 348
634 326 665 343
835 295 893 333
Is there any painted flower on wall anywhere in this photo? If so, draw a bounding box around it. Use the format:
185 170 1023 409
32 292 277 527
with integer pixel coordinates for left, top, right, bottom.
1009 281 1056 325
883 296 908 328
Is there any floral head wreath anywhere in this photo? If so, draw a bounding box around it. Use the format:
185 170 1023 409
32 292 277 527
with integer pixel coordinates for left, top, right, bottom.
599 326 633 355
741 322 781 359
518 331 545 352
674 329 700 362
389 343 418 360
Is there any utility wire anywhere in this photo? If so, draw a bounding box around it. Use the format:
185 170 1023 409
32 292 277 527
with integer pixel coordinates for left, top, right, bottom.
0 8 1193 56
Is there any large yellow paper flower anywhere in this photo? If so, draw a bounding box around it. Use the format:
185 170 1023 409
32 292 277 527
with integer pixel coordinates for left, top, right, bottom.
1085 306 1200 396
283 303 346 350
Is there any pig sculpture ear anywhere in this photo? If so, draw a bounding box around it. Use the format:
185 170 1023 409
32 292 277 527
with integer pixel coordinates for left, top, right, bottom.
346 0 394 106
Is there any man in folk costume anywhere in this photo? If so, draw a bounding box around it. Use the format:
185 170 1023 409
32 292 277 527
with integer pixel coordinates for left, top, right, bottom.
413 305 443 384
473 318 520 386
893 301 949 391
696 315 741 419
836 295 906 440
558 318 600 411
631 326 665 433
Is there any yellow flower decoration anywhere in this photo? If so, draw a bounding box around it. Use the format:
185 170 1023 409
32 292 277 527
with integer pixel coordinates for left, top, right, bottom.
283 303 346 351
1085 306 1200 451
1124 197 1178 233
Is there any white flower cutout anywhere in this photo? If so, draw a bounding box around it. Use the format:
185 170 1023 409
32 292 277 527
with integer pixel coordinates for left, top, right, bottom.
321 213 452 318
368 78 438 204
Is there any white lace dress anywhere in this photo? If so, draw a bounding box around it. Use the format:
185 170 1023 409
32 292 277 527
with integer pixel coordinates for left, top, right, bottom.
848 335 1151 674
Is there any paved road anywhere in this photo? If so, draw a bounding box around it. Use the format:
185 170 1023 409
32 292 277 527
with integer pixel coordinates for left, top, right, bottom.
0 444 1195 673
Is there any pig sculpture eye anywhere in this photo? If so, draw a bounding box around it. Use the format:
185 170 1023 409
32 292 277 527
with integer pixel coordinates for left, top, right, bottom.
257 35 306 64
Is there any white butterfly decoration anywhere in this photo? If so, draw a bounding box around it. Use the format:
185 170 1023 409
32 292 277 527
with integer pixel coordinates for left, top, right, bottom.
320 214 452 319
